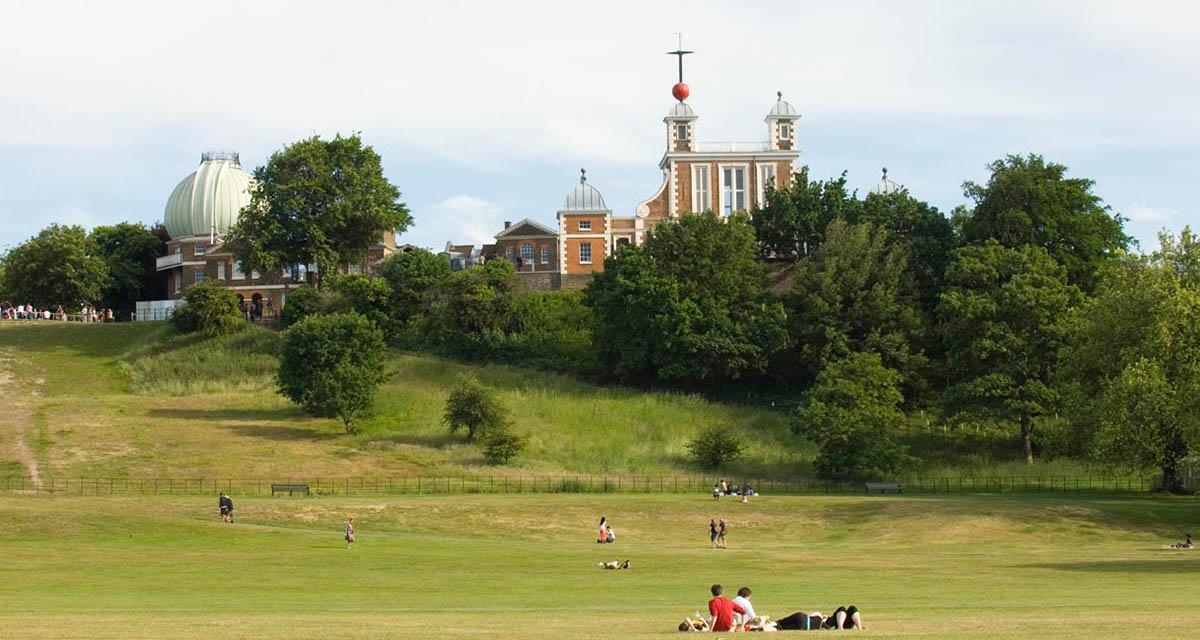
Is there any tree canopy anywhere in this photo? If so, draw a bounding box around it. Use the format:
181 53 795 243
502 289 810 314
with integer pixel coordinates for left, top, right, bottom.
277 312 386 432
232 133 412 287
752 167 859 260
1 224 107 309
91 222 166 313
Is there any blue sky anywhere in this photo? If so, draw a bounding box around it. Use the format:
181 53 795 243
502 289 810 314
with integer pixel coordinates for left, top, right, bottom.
1 0 1196 253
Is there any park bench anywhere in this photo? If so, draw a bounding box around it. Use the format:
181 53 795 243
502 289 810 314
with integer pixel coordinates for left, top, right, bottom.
271 483 310 496
864 482 902 495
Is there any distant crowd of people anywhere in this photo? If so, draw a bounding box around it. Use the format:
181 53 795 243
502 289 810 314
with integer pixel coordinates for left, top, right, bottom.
713 479 757 503
0 303 114 322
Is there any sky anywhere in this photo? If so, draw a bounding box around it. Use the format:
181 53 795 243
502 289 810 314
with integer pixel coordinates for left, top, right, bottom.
0 0 1197 253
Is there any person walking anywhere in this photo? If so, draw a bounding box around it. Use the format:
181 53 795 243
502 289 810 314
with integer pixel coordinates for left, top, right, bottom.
717 519 728 548
344 517 355 549
218 493 234 523
709 519 719 549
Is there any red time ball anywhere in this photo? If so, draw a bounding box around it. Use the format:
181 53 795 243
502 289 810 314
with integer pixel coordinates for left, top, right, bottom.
672 82 690 102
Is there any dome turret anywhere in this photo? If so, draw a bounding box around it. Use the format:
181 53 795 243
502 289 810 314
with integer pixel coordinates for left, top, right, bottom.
163 151 254 239
560 169 610 212
871 167 902 196
765 91 799 120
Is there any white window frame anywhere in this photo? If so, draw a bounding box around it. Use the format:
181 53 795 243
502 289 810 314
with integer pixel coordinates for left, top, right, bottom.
520 243 533 263
193 267 206 283
757 163 777 208
540 246 550 264
579 242 592 265
719 164 749 216
251 269 261 280
779 122 791 141
676 123 688 141
578 220 592 232
348 263 363 275
193 244 207 256
505 246 515 261
173 271 180 294
232 261 244 280
217 263 226 280
691 164 711 213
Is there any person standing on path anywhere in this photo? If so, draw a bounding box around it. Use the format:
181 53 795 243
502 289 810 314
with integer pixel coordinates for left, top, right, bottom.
218 493 234 523
344 517 355 549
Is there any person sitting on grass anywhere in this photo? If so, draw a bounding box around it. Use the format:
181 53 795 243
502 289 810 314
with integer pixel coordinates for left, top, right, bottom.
599 559 630 570
1165 533 1194 550
774 605 865 630
732 586 770 630
604 524 615 544
706 584 746 632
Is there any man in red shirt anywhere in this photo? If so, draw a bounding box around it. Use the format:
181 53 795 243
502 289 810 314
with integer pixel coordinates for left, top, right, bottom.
707 584 746 632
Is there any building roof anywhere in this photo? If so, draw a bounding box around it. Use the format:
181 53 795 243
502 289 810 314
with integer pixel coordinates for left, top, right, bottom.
765 91 799 120
560 169 610 213
664 102 697 120
164 152 254 239
495 218 558 238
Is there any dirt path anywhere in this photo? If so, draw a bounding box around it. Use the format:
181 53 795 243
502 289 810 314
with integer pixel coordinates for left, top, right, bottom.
0 357 40 485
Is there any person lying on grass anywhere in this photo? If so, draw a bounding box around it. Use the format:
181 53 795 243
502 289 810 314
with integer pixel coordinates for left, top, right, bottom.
598 559 630 570
773 605 865 630
1164 533 1194 549
677 616 711 632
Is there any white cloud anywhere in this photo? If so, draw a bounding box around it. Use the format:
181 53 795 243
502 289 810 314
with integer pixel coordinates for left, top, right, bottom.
1125 204 1177 223
404 195 505 249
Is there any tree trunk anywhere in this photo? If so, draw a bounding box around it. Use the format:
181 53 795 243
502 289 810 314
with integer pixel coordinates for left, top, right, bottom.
1161 460 1180 494
1021 414 1034 465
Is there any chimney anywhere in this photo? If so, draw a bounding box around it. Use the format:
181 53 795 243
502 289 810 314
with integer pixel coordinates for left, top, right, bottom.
504 220 512 229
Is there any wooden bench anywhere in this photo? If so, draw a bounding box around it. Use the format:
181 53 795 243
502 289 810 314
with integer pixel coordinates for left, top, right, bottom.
271 483 310 496
864 482 902 494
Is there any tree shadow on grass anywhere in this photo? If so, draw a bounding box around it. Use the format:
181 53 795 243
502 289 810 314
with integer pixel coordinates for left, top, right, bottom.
149 407 305 422
147 407 338 442
1024 559 1200 573
222 424 340 442
360 432 463 449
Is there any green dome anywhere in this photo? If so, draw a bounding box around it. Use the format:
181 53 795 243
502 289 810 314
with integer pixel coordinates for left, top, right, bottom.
164 152 253 239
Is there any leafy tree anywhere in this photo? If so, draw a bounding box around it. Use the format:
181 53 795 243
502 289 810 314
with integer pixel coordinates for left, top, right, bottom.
786 220 926 391
1092 359 1193 492
793 352 914 479
481 424 527 465
170 279 244 335
443 374 509 443
328 273 393 335
753 167 860 259
278 285 345 328
685 425 747 470
586 212 787 384
855 190 955 312
938 242 1081 464
377 248 451 328
1060 236 1200 490
427 259 518 355
959 154 1129 293
232 133 412 288
277 312 385 433
0 224 107 309
91 222 166 314
1154 225 1200 286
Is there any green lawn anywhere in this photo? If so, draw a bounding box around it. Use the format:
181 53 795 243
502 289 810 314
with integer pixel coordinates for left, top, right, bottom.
0 493 1197 639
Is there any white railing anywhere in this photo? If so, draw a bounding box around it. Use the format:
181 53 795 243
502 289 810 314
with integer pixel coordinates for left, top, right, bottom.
693 141 773 153
155 253 182 270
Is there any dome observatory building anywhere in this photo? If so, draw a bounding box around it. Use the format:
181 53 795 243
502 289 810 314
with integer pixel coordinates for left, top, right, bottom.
150 151 398 318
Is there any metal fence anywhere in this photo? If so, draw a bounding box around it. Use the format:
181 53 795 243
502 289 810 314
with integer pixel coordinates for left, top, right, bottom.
0 474 1156 496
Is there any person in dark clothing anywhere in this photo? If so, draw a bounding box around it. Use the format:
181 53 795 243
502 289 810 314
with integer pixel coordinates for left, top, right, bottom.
218 493 234 523
775 605 863 630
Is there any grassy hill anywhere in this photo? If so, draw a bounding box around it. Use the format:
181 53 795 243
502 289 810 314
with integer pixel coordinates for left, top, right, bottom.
0 321 1111 482
1 492 1198 639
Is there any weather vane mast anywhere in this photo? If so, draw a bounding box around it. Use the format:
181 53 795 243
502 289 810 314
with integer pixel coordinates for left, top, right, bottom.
667 33 694 102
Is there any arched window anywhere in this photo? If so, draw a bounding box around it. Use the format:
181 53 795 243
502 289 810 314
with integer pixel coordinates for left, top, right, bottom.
520 243 534 262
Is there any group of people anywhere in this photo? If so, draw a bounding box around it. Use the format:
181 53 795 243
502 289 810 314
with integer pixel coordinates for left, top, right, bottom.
596 516 616 543
680 584 865 632
709 519 728 548
713 480 757 503
1165 533 1193 550
0 304 114 322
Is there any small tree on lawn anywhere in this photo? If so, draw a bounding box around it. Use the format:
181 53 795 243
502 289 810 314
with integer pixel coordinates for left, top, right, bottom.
481 424 526 465
277 313 385 433
444 374 508 443
686 425 747 470
171 279 244 335
793 352 915 479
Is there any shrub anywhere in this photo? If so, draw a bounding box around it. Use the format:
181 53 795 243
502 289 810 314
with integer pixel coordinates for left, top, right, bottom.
686 425 747 470
328 273 394 335
279 285 344 328
277 312 385 433
171 279 244 335
481 424 526 465
443 373 509 442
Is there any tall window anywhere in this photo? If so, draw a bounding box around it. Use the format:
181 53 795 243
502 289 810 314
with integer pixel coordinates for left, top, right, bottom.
579 242 592 264
232 261 244 280
193 268 206 283
721 166 747 215
779 122 791 140
676 123 688 141
505 246 514 261
757 164 777 207
173 272 180 294
540 246 550 264
520 243 533 263
691 165 711 213
217 263 226 280
578 220 592 231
